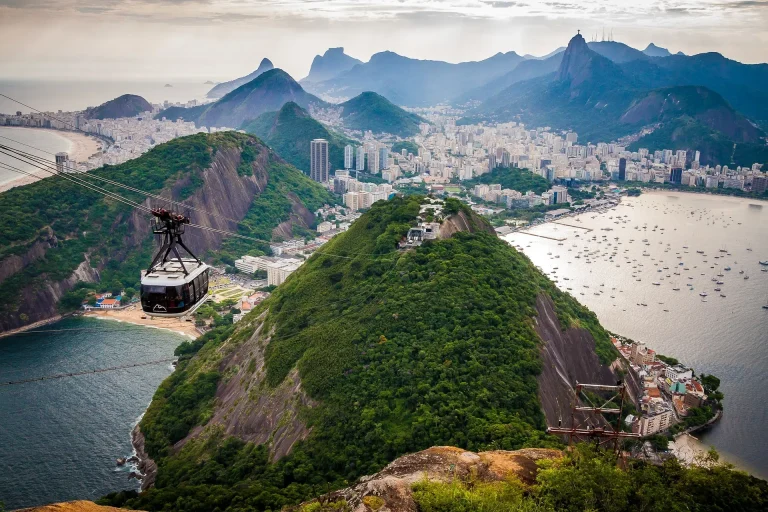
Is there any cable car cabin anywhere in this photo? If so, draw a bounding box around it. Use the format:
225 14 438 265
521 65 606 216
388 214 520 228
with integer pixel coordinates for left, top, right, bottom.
140 259 210 317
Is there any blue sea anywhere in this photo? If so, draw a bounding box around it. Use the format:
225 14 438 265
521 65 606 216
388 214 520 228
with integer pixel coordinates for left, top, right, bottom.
0 318 185 509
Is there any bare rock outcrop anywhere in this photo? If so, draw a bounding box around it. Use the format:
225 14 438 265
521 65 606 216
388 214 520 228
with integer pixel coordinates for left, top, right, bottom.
297 446 562 512
14 501 143 512
534 294 630 430
177 312 314 462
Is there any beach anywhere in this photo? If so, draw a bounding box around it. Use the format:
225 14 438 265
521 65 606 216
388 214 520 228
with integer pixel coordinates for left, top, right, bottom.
84 305 200 339
0 127 103 193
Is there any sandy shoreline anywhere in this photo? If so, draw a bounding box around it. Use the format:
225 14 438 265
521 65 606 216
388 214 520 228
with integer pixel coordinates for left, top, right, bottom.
0 127 104 193
84 306 199 339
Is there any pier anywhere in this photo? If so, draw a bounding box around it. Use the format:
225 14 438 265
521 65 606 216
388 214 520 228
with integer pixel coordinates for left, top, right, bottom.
517 231 567 241
552 221 593 232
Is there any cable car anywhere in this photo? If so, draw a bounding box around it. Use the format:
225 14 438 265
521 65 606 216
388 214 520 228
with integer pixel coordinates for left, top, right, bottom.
140 208 210 317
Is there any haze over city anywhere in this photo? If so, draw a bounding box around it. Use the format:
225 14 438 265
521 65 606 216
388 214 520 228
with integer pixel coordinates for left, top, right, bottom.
1 0 767 80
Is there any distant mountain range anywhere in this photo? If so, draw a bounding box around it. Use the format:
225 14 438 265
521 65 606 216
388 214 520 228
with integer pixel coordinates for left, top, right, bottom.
304 50 526 106
207 58 274 99
301 47 362 85
338 92 426 137
84 94 151 120
158 69 326 129
461 34 768 166
242 101 354 174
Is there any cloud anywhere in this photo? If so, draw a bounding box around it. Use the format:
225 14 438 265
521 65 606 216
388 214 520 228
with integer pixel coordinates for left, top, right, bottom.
482 1 526 7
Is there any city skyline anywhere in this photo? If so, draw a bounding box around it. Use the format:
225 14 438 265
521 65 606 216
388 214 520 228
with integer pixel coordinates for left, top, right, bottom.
1 0 767 81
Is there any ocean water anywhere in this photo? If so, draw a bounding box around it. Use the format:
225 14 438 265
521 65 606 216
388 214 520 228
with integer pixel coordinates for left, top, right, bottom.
0 79 212 114
503 191 768 478
0 318 185 509
0 126 73 186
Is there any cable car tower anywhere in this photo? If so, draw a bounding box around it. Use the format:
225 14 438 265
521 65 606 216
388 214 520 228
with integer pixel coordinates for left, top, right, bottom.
140 208 211 318
547 382 639 457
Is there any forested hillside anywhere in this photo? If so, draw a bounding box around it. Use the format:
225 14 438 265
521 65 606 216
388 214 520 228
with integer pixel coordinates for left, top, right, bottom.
102 196 619 511
0 132 332 332
242 102 355 174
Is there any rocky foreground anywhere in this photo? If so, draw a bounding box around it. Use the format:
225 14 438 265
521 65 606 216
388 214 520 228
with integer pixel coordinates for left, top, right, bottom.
294 446 562 512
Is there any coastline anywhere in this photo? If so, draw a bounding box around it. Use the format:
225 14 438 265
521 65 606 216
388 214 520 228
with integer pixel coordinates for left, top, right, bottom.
0 126 104 193
84 307 199 339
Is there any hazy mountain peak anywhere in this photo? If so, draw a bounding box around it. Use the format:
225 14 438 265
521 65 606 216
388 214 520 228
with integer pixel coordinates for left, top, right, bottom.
643 43 672 58
302 47 363 84
207 57 275 98
557 33 598 85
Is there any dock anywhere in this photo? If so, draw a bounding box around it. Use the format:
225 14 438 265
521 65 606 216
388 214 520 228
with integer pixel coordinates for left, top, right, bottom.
552 221 593 232
517 231 566 242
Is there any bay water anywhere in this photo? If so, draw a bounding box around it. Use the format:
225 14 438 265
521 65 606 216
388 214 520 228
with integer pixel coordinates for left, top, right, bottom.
503 191 768 478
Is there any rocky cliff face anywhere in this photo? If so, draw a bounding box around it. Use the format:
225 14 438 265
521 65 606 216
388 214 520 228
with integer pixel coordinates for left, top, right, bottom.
176 311 315 461
295 446 562 512
534 294 640 430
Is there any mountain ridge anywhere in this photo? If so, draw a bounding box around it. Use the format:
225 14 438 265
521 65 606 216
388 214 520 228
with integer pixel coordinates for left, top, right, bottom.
301 47 363 84
338 91 426 136
84 94 152 120
207 58 274 99
306 50 526 106
158 69 326 129
242 101 356 173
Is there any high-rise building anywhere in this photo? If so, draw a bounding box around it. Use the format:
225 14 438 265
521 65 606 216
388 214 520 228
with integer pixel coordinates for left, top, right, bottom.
367 146 379 174
344 145 354 170
378 147 388 171
618 157 627 181
356 146 365 172
670 167 683 185
501 151 511 168
752 175 767 194
310 139 329 183
55 152 69 173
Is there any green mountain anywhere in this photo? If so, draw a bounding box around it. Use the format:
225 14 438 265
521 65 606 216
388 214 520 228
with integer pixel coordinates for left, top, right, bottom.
0 132 332 333
84 94 152 119
339 91 426 136
157 69 326 129
242 102 355 174
101 195 634 511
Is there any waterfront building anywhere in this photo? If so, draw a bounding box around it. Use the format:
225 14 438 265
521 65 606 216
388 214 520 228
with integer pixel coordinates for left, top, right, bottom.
618 157 626 181
310 138 329 183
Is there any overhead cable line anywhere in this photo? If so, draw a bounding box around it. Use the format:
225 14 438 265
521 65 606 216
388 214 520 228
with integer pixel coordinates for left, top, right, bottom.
0 358 177 387
0 141 243 224
0 94 247 225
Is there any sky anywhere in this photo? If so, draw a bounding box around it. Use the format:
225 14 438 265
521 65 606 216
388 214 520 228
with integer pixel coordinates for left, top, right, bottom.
1 0 767 81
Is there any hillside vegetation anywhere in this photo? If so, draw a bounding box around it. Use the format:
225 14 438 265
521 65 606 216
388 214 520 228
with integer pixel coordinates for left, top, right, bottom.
339 92 426 137
242 102 356 174
103 196 617 511
0 132 332 331
84 94 152 120
466 166 551 195
157 69 325 129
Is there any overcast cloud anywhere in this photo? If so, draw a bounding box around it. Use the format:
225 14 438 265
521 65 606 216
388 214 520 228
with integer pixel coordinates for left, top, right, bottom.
0 0 766 80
